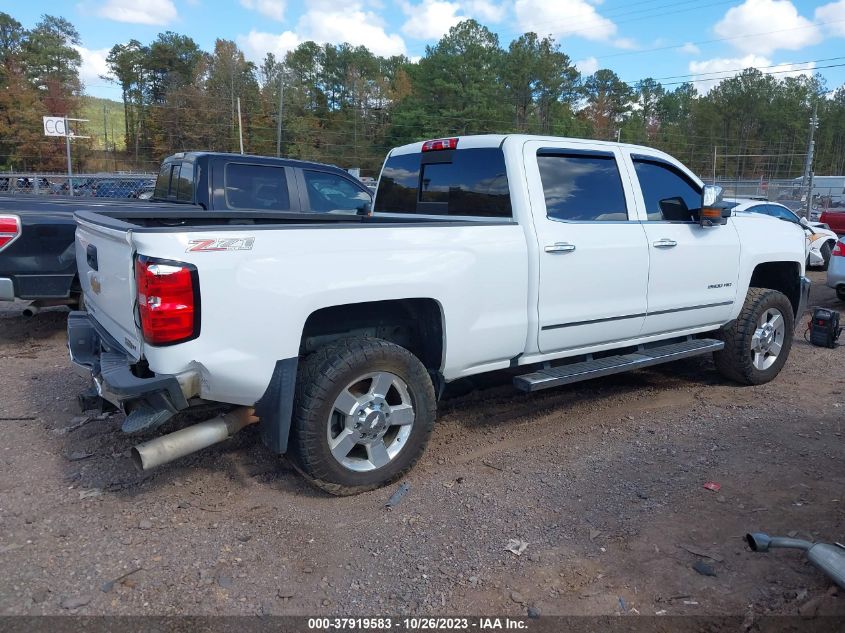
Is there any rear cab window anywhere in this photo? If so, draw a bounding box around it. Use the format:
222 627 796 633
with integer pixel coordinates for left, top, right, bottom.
153 161 194 202
153 163 173 199
374 146 512 218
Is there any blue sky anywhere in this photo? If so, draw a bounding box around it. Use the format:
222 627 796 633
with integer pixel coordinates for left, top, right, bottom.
4 0 845 100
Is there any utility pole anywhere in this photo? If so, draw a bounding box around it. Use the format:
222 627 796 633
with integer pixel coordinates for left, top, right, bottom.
713 145 717 184
103 104 108 152
276 67 284 157
801 101 819 218
237 97 244 155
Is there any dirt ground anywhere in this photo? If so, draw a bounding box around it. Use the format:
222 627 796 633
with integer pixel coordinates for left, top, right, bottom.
0 271 843 619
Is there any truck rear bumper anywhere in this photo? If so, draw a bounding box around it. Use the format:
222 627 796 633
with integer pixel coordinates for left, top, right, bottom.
0 273 76 300
0 278 13 301
67 311 195 432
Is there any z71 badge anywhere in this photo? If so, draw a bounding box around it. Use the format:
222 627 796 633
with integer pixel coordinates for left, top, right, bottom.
186 237 255 253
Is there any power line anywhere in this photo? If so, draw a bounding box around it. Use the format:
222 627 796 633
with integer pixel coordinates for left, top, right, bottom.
623 56 845 85
497 0 736 36
597 17 845 60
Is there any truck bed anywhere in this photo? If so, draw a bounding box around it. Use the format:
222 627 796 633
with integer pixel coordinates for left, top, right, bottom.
74 208 509 230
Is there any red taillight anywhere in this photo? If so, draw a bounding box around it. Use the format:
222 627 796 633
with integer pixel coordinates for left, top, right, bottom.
833 242 845 258
421 137 458 152
0 215 21 252
134 256 200 346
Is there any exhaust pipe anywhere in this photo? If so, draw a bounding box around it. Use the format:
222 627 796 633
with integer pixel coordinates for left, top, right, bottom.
747 532 845 589
23 298 77 317
131 407 258 471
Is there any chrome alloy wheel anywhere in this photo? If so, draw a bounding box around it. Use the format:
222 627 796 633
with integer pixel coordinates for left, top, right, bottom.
326 371 415 472
750 307 785 371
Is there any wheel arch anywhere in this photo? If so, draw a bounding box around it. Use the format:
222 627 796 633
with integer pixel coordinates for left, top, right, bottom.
748 261 802 317
255 297 445 456
299 298 445 374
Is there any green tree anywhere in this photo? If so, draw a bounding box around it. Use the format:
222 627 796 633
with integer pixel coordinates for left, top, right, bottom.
397 20 506 139
582 69 632 140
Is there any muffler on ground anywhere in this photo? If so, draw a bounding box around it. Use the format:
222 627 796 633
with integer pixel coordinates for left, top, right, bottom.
746 532 845 589
131 407 258 470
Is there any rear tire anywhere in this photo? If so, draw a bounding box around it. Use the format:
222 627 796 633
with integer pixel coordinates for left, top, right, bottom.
714 288 794 386
289 337 436 496
836 287 845 302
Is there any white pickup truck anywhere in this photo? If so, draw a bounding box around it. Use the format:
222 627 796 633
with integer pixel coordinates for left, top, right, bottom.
68 136 809 495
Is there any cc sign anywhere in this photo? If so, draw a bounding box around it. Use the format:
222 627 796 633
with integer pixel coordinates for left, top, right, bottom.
43 116 67 137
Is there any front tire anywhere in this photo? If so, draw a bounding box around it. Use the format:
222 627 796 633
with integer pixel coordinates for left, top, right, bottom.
820 241 832 271
714 288 794 385
289 337 436 496
836 287 845 302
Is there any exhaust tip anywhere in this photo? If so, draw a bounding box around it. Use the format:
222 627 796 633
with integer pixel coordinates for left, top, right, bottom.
130 447 146 471
746 532 771 552
22 307 38 318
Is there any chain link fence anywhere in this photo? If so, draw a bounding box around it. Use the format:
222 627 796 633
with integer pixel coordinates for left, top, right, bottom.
0 173 156 199
712 177 845 219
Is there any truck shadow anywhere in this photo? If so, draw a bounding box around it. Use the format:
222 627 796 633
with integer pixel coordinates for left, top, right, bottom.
32 355 728 502
439 355 724 429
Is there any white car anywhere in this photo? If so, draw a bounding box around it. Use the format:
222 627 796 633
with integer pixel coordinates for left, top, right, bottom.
69 135 808 494
730 198 838 269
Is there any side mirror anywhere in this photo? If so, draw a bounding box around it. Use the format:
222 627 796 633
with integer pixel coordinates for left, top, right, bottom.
700 185 727 227
799 216 811 228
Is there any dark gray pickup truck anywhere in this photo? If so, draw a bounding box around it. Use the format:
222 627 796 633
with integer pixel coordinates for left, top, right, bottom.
0 152 372 313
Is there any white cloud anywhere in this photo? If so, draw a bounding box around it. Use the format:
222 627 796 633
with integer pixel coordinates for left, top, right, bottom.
73 45 111 89
816 1 845 37
237 30 301 62
680 42 701 55
462 0 506 22
298 7 406 56
399 1 506 40
514 0 616 42
401 1 462 39
689 54 815 92
575 56 599 75
238 1 406 62
613 37 637 50
240 0 286 21
96 0 178 25
713 0 821 55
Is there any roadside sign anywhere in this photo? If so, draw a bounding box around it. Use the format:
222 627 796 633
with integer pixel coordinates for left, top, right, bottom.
43 116 68 137
42 116 89 195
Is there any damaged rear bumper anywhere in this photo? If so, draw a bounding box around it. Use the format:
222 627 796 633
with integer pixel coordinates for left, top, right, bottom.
67 311 198 432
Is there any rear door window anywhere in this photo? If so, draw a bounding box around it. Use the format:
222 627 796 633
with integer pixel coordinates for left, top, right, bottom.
224 163 290 210
537 151 629 221
374 147 512 218
303 171 371 213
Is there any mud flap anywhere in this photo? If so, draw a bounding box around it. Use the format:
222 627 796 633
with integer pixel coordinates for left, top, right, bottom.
254 357 298 454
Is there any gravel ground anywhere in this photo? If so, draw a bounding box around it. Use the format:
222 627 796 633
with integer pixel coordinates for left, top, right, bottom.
0 271 843 618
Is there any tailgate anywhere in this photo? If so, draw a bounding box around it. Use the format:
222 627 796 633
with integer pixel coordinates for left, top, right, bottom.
75 218 143 360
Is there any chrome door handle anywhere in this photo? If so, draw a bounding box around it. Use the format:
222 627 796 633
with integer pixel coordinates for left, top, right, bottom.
545 242 576 254
653 238 677 249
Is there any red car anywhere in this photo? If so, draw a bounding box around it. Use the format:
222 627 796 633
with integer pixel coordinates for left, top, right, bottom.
819 209 845 235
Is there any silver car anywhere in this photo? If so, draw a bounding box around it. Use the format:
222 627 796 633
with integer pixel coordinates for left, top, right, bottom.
828 238 845 302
